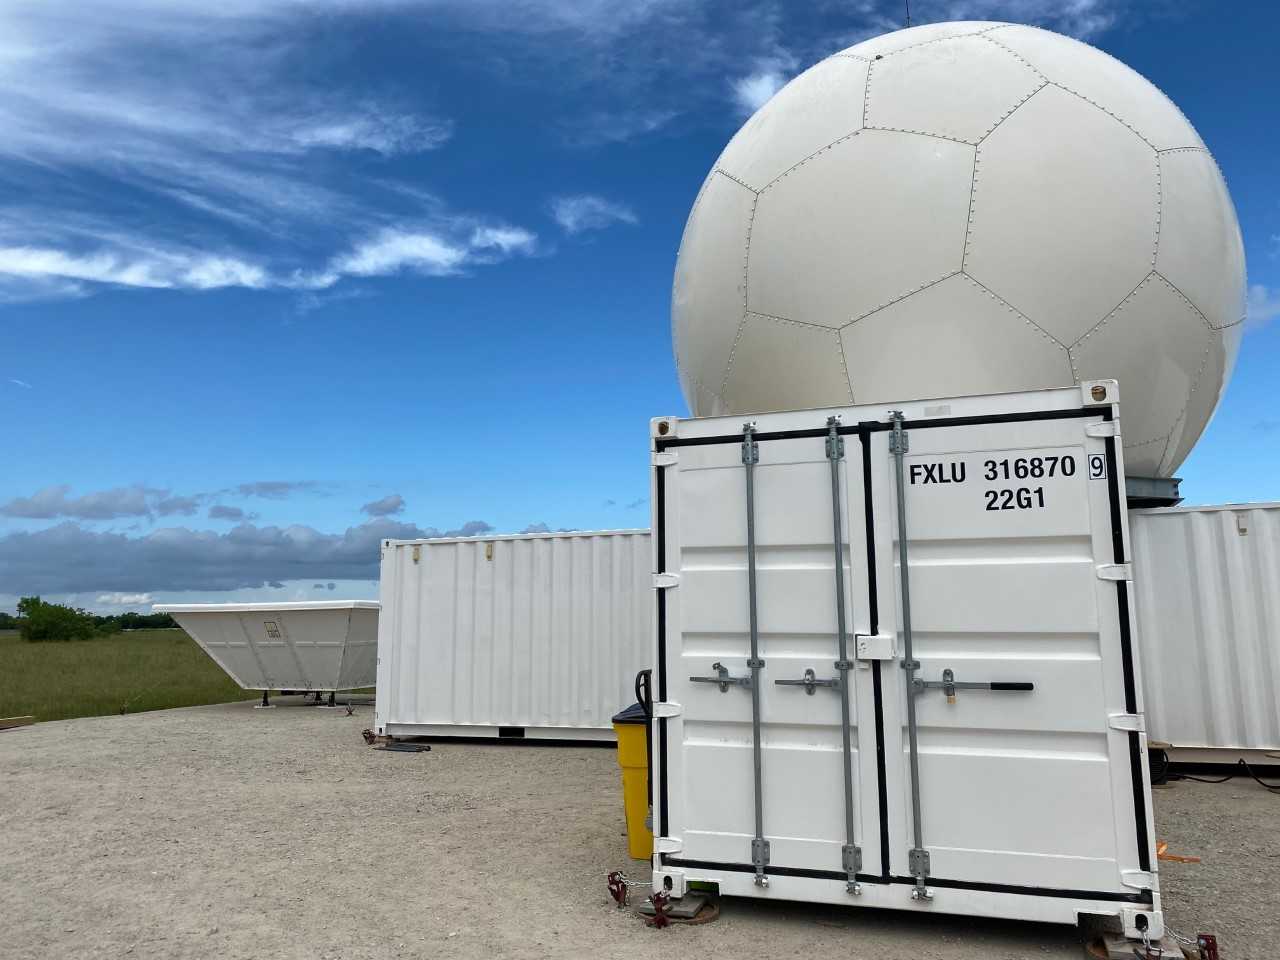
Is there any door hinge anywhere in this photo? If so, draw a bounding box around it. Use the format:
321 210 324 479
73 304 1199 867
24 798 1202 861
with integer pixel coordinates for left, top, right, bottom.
652 450 679 467
1120 869 1154 890
1085 421 1120 438
654 836 683 854
1096 563 1132 581
653 572 680 589
855 633 896 660
1109 712 1146 733
651 701 682 718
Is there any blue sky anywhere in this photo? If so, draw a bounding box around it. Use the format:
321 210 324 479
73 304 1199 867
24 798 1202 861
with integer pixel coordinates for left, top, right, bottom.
1 0 1277 612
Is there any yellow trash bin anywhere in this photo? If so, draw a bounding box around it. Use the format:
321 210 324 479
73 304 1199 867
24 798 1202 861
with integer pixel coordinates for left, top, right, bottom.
612 700 653 860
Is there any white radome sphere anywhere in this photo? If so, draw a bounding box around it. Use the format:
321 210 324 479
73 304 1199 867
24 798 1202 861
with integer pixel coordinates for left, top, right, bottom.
673 21 1245 477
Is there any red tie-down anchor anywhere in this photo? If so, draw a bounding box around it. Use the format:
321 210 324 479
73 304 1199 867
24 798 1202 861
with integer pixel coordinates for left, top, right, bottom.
646 890 671 929
606 871 629 908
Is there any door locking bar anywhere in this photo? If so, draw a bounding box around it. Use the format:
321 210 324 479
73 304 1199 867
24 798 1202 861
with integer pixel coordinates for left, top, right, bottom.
826 416 862 892
912 668 1035 703
691 661 753 692
890 411 931 902
774 668 840 695
742 422 770 887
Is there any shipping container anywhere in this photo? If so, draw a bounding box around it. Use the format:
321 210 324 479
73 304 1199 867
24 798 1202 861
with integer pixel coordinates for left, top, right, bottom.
156 601 379 694
648 381 1163 939
375 530 652 741
1130 503 1280 763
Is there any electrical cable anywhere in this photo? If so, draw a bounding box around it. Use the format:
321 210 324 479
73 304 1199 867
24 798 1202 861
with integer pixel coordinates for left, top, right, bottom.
1171 758 1280 793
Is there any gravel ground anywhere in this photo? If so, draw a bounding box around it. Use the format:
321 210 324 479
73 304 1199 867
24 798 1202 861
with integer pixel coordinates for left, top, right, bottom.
1 699 1275 960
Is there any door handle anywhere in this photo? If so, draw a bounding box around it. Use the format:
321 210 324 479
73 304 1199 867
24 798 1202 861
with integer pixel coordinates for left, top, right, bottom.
774 667 840 695
912 667 1034 703
690 661 753 692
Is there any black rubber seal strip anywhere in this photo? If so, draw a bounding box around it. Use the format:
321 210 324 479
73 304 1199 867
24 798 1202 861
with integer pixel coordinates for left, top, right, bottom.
654 406 1102 451
858 424 891 882
1100 414 1151 875
661 859 1151 904
654 463 669 842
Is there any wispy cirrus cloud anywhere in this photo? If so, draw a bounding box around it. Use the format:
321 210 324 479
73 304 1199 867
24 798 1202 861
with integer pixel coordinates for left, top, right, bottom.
1247 284 1280 331
551 195 638 235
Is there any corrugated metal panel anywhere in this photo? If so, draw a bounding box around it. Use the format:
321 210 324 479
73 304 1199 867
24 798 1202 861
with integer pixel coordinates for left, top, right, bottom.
1130 504 1280 753
375 530 652 739
155 601 380 692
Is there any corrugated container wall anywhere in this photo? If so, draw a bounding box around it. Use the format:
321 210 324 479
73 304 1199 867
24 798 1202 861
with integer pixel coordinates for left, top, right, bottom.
375 531 652 740
1130 504 1280 760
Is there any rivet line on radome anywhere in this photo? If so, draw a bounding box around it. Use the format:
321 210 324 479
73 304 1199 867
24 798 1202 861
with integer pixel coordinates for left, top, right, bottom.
1151 271 1216 333
713 168 759 196
980 32 1048 82
961 273 1067 351
841 271 960 329
973 79 1049 147
1041 80 1160 152
761 129 862 194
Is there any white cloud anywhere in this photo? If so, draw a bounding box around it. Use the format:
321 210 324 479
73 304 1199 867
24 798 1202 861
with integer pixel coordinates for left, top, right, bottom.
550 195 638 234
8 378 31 389
331 231 471 278
96 592 155 607
730 49 798 116
1246 284 1280 331
0 246 273 292
332 224 538 279
470 226 539 256
731 70 788 114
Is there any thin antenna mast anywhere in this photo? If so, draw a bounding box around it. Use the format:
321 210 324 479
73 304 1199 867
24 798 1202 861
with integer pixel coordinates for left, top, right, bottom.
904 0 911 27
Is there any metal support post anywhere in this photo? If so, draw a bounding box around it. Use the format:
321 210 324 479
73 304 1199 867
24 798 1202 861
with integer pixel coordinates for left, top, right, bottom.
742 422 770 887
890 411 931 901
826 417 862 893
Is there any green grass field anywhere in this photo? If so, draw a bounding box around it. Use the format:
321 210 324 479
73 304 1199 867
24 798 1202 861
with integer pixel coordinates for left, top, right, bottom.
0 627 251 723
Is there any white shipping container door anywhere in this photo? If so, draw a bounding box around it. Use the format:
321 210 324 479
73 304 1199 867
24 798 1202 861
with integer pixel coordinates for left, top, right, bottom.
1130 503 1280 759
650 383 1161 936
375 531 652 739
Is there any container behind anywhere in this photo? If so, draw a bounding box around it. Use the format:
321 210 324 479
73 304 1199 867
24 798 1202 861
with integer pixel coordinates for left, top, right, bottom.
375 530 652 740
1130 503 1280 761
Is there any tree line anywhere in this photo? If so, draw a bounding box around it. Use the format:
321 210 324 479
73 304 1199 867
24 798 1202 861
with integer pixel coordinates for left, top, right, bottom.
2 597 176 642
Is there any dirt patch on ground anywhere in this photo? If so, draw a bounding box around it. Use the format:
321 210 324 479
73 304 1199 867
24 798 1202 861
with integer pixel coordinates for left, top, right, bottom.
1 700 1274 959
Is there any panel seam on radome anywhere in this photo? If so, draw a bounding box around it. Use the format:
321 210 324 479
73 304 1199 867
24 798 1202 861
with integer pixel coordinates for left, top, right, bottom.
711 167 760 196
994 20 1196 152
830 52 871 63
720 186 760 397
1043 81 1158 151
979 33 1048 85
841 269 960 328
962 147 979 270
759 129 862 194
972 78 1048 147
1070 271 1211 449
861 123 975 147
748 308 845 333
1151 270 1216 332
1068 271 1157 349
864 27 1002 63
862 53 874 128
1157 146 1211 156
837 332 855 404
960 273 1070 351
970 78 1048 146
1152 150 1163 267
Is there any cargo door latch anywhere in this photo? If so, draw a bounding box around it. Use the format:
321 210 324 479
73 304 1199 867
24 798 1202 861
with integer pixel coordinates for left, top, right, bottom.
912 668 1035 703
690 661 754 692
